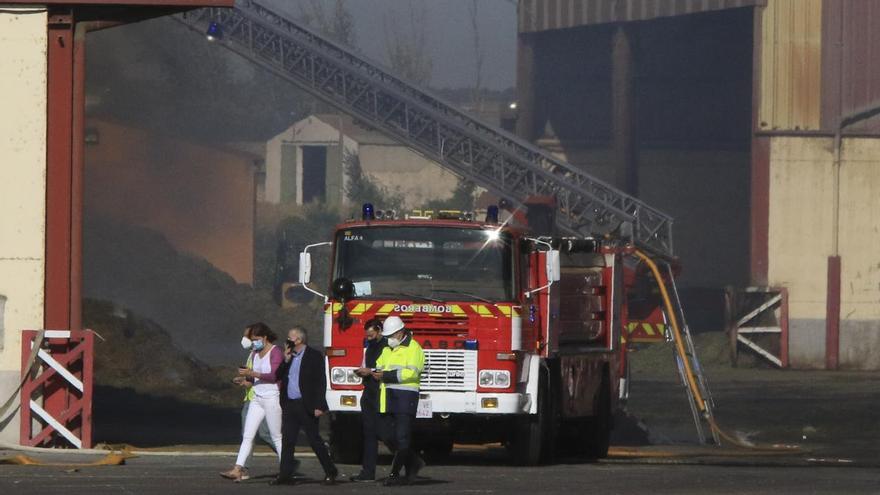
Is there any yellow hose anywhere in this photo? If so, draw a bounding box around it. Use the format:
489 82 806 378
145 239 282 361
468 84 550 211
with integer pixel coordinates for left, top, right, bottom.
633 250 706 411
0 451 134 466
608 446 800 458
633 250 800 453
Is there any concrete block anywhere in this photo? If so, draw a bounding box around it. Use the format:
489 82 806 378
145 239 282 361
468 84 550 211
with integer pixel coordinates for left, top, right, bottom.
788 318 826 369
840 320 880 370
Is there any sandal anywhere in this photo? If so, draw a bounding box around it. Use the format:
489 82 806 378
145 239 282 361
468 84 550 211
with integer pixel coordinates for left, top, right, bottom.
220 466 245 481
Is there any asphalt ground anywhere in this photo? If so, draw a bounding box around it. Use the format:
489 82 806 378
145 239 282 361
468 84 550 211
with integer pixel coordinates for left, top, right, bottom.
4 338 878 494
1 447 879 495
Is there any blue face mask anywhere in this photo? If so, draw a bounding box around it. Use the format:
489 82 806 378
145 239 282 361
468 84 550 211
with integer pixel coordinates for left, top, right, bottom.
252 339 265 351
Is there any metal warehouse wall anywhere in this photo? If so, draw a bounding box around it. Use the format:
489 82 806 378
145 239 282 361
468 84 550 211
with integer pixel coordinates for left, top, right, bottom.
758 0 880 132
757 0 823 131
821 0 880 132
518 0 764 32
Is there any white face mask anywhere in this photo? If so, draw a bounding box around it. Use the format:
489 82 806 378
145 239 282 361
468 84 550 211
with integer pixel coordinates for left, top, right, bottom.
241 337 252 350
387 337 401 349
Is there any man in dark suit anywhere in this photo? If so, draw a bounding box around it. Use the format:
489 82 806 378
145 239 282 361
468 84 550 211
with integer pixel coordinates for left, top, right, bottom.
271 327 338 486
351 318 388 482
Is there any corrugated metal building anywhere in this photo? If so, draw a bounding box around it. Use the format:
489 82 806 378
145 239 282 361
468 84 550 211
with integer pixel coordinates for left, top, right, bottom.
516 0 880 369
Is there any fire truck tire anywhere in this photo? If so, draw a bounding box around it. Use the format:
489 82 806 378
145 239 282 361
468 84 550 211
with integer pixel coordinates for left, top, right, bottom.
510 402 543 465
510 368 555 465
329 414 362 464
580 373 611 459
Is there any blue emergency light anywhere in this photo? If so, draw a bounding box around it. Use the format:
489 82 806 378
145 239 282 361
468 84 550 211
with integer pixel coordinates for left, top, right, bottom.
205 21 222 41
464 339 479 350
485 205 499 224
362 203 375 220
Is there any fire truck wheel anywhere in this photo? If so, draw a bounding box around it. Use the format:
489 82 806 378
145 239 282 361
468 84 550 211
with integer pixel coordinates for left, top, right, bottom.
329 414 363 464
579 373 611 459
510 402 543 465
510 368 555 465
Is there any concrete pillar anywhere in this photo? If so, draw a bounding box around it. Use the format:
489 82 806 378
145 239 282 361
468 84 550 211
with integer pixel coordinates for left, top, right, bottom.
611 25 637 195
515 33 537 141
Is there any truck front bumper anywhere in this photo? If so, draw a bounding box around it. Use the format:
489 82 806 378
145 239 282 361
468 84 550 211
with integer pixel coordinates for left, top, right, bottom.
327 389 531 415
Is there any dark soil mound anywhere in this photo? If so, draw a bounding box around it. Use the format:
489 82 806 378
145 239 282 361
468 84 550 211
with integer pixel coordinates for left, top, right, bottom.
85 298 244 445
83 216 323 365
85 298 239 406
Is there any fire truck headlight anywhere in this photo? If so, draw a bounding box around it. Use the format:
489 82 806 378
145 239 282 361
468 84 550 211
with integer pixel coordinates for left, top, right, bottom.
331 368 347 384
346 370 362 384
331 367 362 385
479 370 510 388
479 370 494 387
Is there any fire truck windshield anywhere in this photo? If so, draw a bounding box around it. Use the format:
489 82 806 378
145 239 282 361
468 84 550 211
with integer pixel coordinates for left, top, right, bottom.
333 226 514 302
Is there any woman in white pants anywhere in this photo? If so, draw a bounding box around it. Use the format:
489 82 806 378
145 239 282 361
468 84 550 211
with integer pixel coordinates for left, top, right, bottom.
221 323 284 482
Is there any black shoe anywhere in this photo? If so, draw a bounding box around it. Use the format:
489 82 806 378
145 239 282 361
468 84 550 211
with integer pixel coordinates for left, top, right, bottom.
383 474 408 486
269 476 295 486
349 472 375 482
406 455 425 482
323 470 338 486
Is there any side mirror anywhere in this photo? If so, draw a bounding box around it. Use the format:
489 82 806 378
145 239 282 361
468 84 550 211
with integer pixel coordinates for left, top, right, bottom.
298 251 312 285
299 241 332 301
546 249 561 282
524 248 561 299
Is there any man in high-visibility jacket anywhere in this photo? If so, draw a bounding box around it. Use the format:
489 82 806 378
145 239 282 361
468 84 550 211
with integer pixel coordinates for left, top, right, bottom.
372 316 425 486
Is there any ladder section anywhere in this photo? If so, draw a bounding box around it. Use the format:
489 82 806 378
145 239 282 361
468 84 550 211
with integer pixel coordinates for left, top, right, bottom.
174 0 674 257
664 263 719 445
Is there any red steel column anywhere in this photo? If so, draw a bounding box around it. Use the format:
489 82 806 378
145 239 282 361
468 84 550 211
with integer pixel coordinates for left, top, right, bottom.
40 10 77 447
69 23 86 332
825 256 841 370
45 10 74 331
749 137 770 286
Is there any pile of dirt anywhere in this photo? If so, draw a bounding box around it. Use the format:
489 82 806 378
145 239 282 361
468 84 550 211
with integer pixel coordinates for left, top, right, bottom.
83 216 324 366
85 298 241 408
629 330 770 380
84 298 250 445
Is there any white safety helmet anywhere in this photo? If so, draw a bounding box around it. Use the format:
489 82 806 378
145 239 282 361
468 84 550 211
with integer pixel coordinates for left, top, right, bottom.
382 316 405 336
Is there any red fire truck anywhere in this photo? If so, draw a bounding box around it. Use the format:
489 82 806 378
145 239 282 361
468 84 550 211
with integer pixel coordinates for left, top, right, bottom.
297 202 640 465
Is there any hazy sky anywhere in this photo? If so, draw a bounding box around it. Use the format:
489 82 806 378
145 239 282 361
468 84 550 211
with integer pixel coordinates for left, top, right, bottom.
267 0 518 90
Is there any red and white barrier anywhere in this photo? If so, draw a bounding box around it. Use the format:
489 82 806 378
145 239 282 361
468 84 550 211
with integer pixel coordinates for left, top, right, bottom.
20 329 94 448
